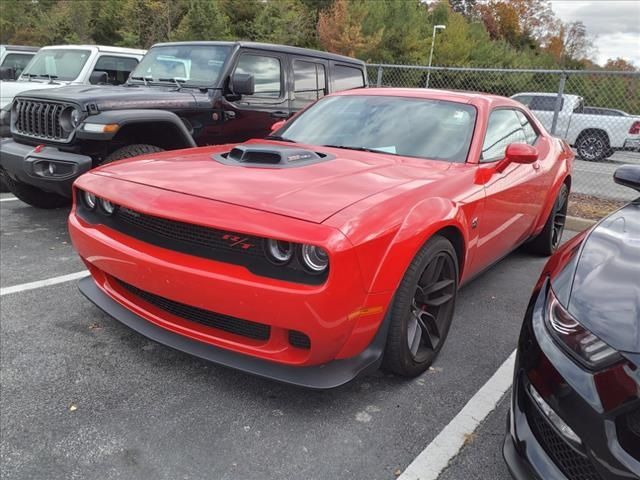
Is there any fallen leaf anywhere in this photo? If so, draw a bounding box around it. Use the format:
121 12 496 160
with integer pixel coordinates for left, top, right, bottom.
394 469 402 476
69 404 77 412
463 432 477 446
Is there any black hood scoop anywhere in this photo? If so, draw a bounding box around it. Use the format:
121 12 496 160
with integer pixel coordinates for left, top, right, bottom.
213 144 334 168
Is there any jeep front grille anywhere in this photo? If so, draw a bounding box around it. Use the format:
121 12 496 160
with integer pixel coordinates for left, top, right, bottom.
13 99 69 141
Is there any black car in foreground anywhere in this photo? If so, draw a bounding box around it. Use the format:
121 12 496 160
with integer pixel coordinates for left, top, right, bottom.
504 164 640 480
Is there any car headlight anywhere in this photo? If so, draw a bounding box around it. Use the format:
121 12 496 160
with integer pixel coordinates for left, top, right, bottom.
81 190 97 210
545 287 622 369
60 107 81 131
264 239 294 265
300 244 329 273
99 198 116 215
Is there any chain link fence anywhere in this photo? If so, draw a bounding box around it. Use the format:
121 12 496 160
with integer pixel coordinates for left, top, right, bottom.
366 64 640 203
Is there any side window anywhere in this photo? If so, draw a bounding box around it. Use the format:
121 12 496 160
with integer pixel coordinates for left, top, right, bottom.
93 55 139 85
234 54 282 98
481 109 526 162
293 60 326 109
333 64 365 92
515 111 538 145
528 96 561 112
1 53 33 77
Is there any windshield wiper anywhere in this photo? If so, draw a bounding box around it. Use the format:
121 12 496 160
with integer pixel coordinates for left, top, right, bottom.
321 144 390 154
265 135 296 143
129 75 152 86
37 74 59 83
158 77 186 90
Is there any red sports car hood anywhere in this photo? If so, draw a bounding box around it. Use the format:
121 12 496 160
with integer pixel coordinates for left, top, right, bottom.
93 141 452 223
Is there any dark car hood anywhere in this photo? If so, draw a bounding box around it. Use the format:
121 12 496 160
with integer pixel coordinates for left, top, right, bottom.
568 201 640 353
92 140 453 224
14 84 205 111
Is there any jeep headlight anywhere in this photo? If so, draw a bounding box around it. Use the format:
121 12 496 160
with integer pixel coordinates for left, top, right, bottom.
60 107 81 131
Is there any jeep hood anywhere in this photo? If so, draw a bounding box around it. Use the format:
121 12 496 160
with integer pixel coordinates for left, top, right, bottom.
14 84 202 111
92 140 453 223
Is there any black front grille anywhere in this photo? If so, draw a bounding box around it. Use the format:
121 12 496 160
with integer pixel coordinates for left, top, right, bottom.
13 99 68 140
77 200 328 285
526 394 602 480
114 206 264 259
118 279 270 341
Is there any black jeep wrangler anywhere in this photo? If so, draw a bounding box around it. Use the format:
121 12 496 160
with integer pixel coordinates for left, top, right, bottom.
0 41 367 208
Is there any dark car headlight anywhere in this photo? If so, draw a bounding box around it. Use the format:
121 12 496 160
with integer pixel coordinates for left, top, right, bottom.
300 244 329 273
60 107 81 131
545 287 622 369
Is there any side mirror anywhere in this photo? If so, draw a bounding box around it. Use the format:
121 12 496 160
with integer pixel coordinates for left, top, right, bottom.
0 66 16 80
494 143 538 173
270 120 286 132
89 70 108 85
230 73 255 96
614 164 640 192
505 143 538 164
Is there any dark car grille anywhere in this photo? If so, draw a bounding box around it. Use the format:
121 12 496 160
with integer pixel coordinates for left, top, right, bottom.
13 99 69 140
114 206 265 259
526 395 602 480
77 199 328 285
117 279 270 341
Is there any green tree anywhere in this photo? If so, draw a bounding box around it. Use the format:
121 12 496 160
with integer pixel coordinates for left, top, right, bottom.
172 0 231 41
250 0 317 47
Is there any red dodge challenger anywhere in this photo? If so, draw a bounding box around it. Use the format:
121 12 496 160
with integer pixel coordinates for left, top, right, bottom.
69 89 574 388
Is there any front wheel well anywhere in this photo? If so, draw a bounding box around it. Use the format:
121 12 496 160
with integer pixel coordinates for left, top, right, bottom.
111 122 193 151
434 226 465 280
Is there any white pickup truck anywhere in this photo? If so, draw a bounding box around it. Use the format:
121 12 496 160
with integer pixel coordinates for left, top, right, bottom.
512 92 640 161
0 44 145 136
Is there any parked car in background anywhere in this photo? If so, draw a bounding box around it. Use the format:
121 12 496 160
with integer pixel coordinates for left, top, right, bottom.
503 164 640 480
0 45 146 136
512 92 640 161
69 88 573 388
0 41 367 208
0 45 39 81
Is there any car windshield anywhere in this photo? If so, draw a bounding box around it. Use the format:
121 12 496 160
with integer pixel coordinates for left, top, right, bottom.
278 95 477 163
20 49 91 81
129 45 231 88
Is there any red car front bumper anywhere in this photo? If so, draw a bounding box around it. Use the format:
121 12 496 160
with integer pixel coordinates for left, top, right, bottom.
69 178 394 388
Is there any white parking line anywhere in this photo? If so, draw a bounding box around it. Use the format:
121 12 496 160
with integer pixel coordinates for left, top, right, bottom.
0 196 18 202
0 270 89 296
398 350 516 480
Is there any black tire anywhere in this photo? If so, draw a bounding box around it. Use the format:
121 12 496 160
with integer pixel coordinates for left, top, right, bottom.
382 235 459 377
576 131 609 162
103 144 164 164
0 176 9 193
1 172 70 209
527 183 569 256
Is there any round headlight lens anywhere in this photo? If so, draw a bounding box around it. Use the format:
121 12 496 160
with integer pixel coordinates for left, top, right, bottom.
60 107 81 131
265 239 294 265
301 244 329 273
100 198 116 215
82 190 96 210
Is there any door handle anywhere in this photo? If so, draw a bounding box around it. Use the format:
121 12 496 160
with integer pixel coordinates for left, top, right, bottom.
270 111 289 119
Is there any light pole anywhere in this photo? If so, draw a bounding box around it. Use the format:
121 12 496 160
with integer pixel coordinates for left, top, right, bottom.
425 24 446 88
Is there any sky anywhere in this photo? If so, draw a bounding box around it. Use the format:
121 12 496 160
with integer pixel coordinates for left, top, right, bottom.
549 0 640 66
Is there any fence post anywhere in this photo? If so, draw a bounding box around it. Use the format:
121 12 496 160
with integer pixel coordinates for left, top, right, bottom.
551 72 567 135
376 65 383 87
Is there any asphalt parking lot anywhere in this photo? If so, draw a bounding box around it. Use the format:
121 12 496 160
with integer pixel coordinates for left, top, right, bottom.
573 150 640 201
1 193 580 480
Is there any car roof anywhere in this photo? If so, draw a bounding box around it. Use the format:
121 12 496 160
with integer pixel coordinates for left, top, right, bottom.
40 45 146 55
150 41 364 65
332 87 520 108
0 45 39 53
